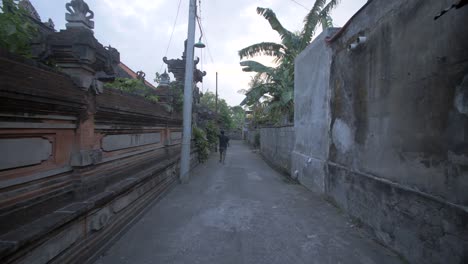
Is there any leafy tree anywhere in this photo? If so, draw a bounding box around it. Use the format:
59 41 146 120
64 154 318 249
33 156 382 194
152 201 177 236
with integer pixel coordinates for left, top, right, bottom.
230 105 245 130
200 91 233 129
0 0 38 57
239 1 339 123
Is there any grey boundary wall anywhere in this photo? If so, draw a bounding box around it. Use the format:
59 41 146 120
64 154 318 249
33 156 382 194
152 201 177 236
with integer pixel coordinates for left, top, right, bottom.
244 126 295 176
260 126 295 175
293 0 468 263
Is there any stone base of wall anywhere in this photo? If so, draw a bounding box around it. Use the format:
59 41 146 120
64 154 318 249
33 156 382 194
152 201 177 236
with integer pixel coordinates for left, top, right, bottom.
0 152 199 264
291 151 327 194
327 164 468 264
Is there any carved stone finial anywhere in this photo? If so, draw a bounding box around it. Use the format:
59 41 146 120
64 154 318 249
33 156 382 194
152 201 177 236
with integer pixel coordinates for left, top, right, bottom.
136 71 146 81
44 18 55 30
65 0 94 30
159 70 171 87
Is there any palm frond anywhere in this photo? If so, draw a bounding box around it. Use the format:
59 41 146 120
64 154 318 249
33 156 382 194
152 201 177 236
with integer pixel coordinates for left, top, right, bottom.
241 83 276 106
256 7 297 46
320 15 333 30
320 0 340 19
238 42 286 60
300 0 339 49
319 0 340 29
240 60 275 74
300 0 327 48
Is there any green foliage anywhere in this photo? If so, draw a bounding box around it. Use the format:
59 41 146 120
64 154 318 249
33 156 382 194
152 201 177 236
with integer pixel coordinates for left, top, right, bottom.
254 132 261 148
199 92 245 130
170 82 184 112
104 78 159 103
205 121 219 150
200 91 233 129
192 126 209 163
146 94 159 103
239 1 339 124
0 0 38 57
230 105 245 130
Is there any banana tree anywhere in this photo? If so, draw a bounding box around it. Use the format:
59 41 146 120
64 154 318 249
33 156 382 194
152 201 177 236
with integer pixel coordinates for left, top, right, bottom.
239 1 339 122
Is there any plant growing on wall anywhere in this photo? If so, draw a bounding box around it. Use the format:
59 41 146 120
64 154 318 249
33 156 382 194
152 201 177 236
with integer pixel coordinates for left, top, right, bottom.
0 0 38 57
254 132 261 148
239 0 339 123
104 78 159 103
193 126 209 163
205 121 219 151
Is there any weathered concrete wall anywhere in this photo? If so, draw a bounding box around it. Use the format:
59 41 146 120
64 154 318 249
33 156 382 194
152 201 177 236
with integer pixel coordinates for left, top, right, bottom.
292 28 337 193
294 0 468 263
259 126 295 175
329 0 468 208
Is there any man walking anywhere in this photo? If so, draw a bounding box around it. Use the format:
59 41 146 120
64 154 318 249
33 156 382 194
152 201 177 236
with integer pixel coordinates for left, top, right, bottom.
218 130 230 164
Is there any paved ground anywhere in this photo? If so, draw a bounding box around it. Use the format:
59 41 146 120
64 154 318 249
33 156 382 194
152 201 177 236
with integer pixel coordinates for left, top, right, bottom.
95 141 402 264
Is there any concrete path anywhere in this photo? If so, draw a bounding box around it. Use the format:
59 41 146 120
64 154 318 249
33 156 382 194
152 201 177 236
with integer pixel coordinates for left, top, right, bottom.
95 141 402 264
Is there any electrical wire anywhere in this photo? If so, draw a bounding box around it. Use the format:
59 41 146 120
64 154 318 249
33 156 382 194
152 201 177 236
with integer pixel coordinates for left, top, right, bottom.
158 0 183 73
289 0 309 10
197 16 214 64
196 0 204 92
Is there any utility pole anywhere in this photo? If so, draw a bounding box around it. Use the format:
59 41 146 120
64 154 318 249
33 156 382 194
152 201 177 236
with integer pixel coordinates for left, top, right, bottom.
215 72 218 114
180 0 197 183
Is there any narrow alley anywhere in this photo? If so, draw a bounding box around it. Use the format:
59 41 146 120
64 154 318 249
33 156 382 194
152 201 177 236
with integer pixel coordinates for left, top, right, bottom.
94 141 402 264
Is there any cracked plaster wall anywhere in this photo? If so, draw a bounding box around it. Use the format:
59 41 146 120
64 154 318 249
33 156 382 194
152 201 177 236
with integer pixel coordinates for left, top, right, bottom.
294 0 468 262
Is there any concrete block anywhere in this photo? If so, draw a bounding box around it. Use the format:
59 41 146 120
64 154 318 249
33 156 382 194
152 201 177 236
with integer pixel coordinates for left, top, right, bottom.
71 149 102 167
292 151 327 194
102 133 161 151
171 131 182 140
0 138 52 170
19 222 83 264
0 212 76 246
112 190 139 213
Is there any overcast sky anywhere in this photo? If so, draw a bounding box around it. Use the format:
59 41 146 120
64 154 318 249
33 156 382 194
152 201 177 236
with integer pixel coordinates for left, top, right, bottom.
30 0 366 106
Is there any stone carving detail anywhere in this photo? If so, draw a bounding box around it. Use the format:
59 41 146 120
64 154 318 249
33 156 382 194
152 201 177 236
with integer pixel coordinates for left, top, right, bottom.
163 56 185 82
19 0 41 21
136 71 146 81
163 40 206 84
44 18 55 30
194 68 207 84
89 207 112 232
65 0 95 29
29 0 120 95
159 70 171 87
